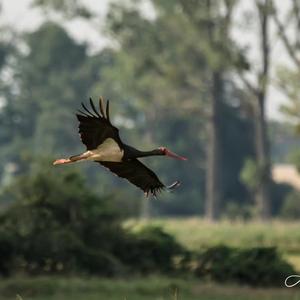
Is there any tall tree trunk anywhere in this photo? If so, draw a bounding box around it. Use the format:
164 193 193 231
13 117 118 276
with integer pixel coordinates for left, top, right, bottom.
204 0 225 221
254 0 271 220
180 0 235 220
205 71 223 220
240 0 272 220
254 93 271 219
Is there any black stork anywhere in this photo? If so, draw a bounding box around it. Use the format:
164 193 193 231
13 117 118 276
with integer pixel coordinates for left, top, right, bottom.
53 97 187 196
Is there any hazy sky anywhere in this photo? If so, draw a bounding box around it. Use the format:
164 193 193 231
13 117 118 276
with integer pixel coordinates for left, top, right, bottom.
0 0 291 120
1 0 111 49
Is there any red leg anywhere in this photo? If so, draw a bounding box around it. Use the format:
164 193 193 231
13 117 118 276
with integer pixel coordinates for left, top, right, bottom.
53 158 72 165
53 152 91 165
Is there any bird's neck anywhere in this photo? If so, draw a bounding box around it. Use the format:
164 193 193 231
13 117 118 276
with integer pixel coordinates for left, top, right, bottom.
136 149 161 158
124 145 161 159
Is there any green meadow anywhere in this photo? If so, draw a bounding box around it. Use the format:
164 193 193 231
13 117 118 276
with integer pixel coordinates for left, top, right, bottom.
4 219 300 300
125 218 300 270
3 276 300 300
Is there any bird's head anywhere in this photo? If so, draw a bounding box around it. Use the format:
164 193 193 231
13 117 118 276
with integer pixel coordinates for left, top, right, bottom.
158 147 187 161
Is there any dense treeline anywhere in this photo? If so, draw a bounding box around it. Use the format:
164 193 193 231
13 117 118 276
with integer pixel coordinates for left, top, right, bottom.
0 0 300 287
0 164 294 285
0 0 299 219
0 165 186 276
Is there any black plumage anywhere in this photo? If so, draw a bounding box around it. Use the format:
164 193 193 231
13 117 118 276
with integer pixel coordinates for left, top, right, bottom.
76 98 122 150
54 97 186 197
77 98 166 196
100 160 165 197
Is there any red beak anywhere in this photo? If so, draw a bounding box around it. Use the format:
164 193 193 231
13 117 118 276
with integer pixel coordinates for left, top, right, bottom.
165 149 187 161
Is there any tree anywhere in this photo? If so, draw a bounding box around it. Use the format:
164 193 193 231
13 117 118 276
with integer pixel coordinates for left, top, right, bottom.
0 0 262 219
270 0 300 218
272 0 300 125
176 0 249 220
0 159 188 276
0 22 114 185
0 161 124 275
238 0 273 220
104 1 208 217
31 0 255 218
0 13 18 181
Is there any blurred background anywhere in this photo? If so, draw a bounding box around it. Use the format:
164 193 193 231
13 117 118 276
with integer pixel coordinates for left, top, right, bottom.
1 0 300 299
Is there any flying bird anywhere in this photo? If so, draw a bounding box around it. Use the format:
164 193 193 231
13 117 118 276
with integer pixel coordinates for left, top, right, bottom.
53 97 187 196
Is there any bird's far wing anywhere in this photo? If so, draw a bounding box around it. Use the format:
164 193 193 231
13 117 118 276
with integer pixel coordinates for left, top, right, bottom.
76 97 122 150
100 159 165 197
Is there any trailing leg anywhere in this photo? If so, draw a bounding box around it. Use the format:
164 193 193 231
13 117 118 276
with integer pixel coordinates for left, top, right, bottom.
53 152 91 165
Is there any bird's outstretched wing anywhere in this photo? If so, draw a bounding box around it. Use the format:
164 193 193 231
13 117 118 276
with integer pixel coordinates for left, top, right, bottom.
76 97 122 150
100 159 165 197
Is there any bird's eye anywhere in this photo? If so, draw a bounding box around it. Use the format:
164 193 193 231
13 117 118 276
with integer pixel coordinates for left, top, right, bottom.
158 147 166 154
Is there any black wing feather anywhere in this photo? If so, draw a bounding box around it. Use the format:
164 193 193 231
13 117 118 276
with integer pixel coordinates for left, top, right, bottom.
106 100 110 123
81 102 94 117
100 159 165 196
89 97 102 118
76 98 122 150
99 96 106 118
77 109 91 117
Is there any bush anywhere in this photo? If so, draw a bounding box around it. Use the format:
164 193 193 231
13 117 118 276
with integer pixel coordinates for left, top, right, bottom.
280 191 300 220
270 182 293 216
0 167 125 276
0 165 190 277
194 245 294 286
114 226 190 274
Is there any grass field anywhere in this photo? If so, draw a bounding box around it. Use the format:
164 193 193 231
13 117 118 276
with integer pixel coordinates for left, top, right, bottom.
2 276 300 300
125 218 300 270
5 218 300 300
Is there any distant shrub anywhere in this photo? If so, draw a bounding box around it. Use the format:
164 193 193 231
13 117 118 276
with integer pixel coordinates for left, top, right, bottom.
280 191 300 220
0 166 190 277
270 182 293 216
223 202 253 220
0 230 16 276
115 226 190 274
0 168 126 276
194 245 294 286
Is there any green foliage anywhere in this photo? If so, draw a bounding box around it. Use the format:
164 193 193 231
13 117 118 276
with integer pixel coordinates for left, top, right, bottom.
280 191 300 220
0 0 293 220
0 22 122 196
270 182 293 216
2 276 300 300
115 226 189 274
288 150 300 172
0 23 82 162
240 158 261 191
269 121 300 163
219 102 255 208
102 0 255 215
0 162 191 276
0 164 124 276
33 0 92 18
129 218 300 261
194 245 294 286
223 202 253 220
240 158 293 217
277 66 300 123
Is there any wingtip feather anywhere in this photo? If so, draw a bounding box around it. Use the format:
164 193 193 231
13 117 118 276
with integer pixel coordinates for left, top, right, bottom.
99 96 106 118
106 99 110 123
89 97 101 118
81 102 94 117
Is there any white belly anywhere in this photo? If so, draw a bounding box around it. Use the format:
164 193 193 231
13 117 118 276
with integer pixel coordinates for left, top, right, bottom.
86 138 124 162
